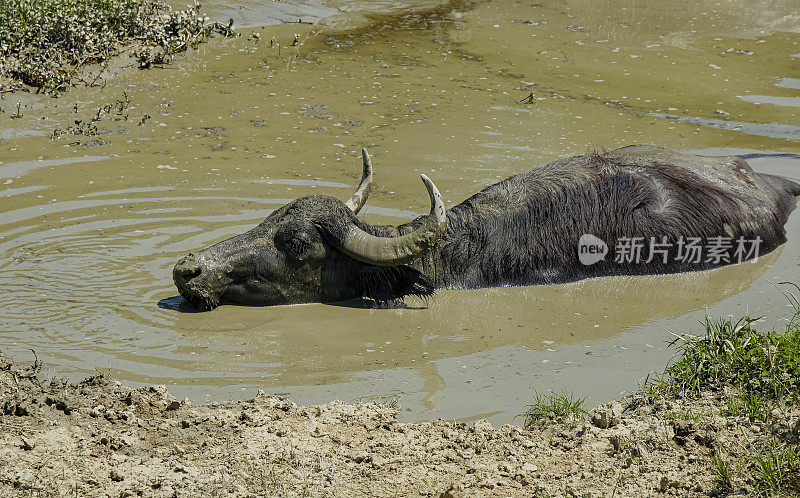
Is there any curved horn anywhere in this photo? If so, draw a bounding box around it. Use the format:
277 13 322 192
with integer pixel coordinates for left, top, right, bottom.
335 174 447 266
344 148 373 214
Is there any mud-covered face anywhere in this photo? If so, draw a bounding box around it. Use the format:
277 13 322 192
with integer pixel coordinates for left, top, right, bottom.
173 212 325 308
172 196 436 309
172 151 447 309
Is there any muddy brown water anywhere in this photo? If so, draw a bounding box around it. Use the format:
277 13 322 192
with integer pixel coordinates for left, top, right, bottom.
0 0 798 425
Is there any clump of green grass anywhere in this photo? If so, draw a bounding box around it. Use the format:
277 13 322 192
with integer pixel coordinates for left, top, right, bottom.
0 0 234 93
656 302 800 494
665 315 800 415
749 440 800 493
711 452 733 493
521 390 586 428
720 392 774 422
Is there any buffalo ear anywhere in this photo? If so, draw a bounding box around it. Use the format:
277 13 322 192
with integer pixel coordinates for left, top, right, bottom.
356 265 434 304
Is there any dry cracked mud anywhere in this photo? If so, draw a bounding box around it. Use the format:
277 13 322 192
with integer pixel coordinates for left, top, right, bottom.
2 352 792 497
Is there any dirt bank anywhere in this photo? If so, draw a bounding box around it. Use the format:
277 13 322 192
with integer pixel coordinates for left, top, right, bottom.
2 351 793 497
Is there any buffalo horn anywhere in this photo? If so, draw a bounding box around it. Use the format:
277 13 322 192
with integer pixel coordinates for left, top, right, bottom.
344 148 373 214
336 174 446 266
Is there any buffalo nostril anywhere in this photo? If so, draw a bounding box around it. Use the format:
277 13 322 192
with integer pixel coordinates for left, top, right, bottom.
174 261 202 286
179 267 201 283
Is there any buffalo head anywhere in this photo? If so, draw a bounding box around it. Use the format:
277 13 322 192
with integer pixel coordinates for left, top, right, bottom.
172 150 447 309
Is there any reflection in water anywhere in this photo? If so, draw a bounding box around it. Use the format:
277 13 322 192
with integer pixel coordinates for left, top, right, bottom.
739 153 800 161
0 0 798 424
158 296 205 313
0 154 116 179
251 178 351 187
776 79 800 90
0 129 49 140
650 113 800 141
201 0 447 29
737 95 800 108
0 185 49 197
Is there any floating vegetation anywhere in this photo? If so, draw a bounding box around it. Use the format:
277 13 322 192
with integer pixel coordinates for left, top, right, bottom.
0 0 235 94
51 91 142 140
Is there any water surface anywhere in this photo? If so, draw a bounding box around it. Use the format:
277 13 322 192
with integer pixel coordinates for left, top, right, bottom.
1 0 798 425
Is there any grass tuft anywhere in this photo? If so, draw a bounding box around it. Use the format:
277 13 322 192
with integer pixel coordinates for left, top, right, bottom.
653 302 800 494
664 315 800 419
665 407 704 422
711 452 733 493
521 390 586 428
749 441 800 493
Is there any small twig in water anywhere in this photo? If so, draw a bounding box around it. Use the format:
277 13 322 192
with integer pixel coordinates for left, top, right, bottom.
88 64 107 87
276 17 313 25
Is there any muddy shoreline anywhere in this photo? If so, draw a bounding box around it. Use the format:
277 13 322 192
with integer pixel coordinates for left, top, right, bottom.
2 350 793 497
1 0 799 459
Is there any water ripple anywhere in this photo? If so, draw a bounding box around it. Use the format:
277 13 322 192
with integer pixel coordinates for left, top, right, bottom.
0 155 116 179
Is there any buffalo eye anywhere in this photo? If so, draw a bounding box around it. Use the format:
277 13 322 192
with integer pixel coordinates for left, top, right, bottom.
276 230 314 261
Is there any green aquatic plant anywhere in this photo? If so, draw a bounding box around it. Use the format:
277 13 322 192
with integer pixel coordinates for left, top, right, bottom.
0 0 234 93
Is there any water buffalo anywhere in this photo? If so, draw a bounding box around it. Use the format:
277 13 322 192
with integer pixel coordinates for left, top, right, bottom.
173 145 799 309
